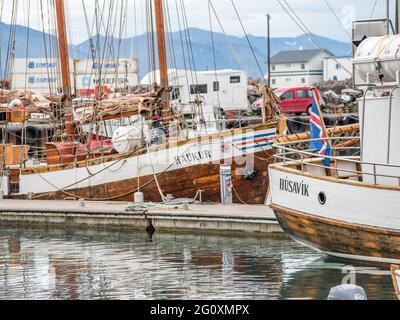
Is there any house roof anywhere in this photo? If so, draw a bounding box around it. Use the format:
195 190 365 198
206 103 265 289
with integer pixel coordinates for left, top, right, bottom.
271 49 328 64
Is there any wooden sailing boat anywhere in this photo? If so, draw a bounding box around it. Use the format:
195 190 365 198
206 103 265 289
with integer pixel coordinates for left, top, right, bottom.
0 0 359 204
0 0 281 204
268 27 400 263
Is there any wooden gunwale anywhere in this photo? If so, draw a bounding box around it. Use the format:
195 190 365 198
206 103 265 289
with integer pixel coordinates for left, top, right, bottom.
16 122 275 175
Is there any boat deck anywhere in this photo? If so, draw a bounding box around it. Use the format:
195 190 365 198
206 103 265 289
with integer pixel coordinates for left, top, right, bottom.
0 200 282 235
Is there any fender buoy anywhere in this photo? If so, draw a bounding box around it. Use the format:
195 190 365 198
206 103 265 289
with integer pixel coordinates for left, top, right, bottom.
8 99 25 110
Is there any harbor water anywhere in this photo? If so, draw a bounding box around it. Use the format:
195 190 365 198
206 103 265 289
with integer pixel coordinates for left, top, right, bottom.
0 226 395 300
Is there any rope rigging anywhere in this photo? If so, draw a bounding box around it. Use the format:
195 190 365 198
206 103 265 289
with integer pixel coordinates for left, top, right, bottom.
229 0 267 83
276 0 353 76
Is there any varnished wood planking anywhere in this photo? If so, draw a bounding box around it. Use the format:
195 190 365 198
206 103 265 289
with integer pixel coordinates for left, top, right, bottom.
272 204 400 261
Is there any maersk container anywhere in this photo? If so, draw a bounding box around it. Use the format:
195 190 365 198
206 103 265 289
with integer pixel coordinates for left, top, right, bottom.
75 74 139 90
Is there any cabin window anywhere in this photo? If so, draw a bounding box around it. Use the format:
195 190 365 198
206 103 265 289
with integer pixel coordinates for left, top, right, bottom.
281 91 294 101
190 84 208 94
213 81 220 92
230 76 241 84
297 90 310 98
171 87 181 100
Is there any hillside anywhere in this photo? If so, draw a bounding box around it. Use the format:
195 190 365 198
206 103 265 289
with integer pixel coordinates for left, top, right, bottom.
0 23 352 78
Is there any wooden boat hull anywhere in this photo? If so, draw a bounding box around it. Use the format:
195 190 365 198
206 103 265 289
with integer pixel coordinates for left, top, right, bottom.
272 204 400 264
268 164 400 264
4 124 277 204
29 149 273 203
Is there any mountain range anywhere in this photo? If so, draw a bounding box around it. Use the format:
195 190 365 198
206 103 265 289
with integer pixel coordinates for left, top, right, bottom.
0 22 352 79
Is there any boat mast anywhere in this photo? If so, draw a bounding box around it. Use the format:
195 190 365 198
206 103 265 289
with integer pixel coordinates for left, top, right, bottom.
55 0 72 114
154 0 170 128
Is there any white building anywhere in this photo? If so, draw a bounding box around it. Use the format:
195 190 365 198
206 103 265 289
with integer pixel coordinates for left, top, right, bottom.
141 69 248 113
269 49 330 88
323 56 352 81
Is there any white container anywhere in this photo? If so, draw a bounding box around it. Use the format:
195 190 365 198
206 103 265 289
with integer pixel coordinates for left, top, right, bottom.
75 74 139 91
12 58 75 74
354 35 400 83
74 59 138 75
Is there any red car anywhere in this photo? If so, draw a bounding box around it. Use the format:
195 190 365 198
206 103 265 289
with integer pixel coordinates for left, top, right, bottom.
275 87 324 115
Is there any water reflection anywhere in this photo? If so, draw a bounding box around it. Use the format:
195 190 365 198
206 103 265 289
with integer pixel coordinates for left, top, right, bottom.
0 227 395 300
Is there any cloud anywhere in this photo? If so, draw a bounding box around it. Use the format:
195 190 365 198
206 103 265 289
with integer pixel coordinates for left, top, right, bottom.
0 0 391 44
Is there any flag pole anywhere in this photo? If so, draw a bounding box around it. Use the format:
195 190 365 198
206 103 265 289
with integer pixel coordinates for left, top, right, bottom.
310 87 331 148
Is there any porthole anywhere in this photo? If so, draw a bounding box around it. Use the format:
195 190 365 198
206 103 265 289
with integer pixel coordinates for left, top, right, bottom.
318 192 327 205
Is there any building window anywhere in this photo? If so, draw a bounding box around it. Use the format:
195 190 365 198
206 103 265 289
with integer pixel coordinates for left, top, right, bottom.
213 81 220 92
301 78 306 84
301 63 305 70
271 65 276 71
272 79 276 85
230 76 241 84
285 78 291 82
285 63 291 68
190 84 208 94
336 63 341 70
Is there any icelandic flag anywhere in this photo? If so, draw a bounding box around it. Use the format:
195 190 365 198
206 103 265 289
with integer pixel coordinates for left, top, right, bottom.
310 95 331 167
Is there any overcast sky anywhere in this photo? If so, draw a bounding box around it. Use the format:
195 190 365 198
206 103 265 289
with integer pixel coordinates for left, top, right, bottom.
0 0 393 44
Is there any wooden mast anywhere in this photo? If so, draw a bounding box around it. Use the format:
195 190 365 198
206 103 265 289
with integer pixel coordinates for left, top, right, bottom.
55 0 72 116
154 0 170 128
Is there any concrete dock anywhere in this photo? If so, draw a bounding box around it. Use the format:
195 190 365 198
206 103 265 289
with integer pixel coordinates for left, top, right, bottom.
0 200 282 235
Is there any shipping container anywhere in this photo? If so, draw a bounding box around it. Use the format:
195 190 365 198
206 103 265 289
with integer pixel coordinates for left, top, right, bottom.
10 58 139 95
74 59 138 75
74 74 139 91
12 58 75 74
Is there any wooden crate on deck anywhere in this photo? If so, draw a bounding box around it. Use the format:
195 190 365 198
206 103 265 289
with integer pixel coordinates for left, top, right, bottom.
0 144 29 165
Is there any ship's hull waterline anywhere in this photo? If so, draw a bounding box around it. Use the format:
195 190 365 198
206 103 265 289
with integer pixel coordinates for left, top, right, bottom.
269 165 400 264
3 124 276 204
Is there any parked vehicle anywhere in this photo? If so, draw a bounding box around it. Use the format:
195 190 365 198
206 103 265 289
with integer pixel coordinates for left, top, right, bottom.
141 69 249 113
275 86 324 115
251 86 324 116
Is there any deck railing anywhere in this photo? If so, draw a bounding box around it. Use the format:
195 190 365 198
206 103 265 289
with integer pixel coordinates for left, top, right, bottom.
273 136 400 187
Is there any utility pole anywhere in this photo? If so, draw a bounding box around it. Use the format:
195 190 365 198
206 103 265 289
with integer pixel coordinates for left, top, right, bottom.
396 0 400 33
387 0 391 35
267 14 271 87
154 0 170 129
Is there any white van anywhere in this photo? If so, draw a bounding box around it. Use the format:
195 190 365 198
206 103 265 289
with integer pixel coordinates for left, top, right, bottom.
141 69 248 114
